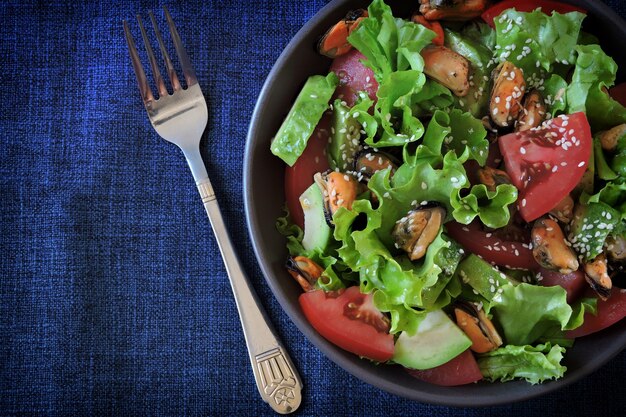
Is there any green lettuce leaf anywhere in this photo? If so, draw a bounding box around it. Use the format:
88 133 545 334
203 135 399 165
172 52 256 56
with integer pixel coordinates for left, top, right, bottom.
593 136 618 181
410 79 454 118
477 343 567 384
493 9 584 77
564 44 626 131
567 45 618 113
543 74 568 116
347 0 435 80
451 183 518 228
276 207 306 256
491 283 574 346
270 73 338 166
415 109 489 166
369 70 426 147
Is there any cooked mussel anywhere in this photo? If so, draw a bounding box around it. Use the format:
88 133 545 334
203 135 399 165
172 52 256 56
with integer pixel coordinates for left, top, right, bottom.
453 301 502 353
583 254 612 300
419 0 490 21
605 234 626 262
516 89 546 132
421 45 471 97
314 171 359 226
392 204 445 261
477 166 511 192
598 123 626 151
490 61 526 127
353 150 397 183
317 9 368 58
286 256 324 292
549 194 575 224
531 217 579 274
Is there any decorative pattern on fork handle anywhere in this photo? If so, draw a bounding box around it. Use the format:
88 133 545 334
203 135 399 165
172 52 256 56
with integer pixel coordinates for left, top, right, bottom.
196 179 216 203
255 347 300 413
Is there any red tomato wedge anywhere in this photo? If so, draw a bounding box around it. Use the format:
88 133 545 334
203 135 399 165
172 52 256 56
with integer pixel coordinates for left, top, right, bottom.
537 268 587 303
498 112 592 222
446 220 539 270
299 286 394 362
406 350 482 386
330 49 379 107
284 114 331 228
566 288 626 338
482 0 586 27
609 83 626 108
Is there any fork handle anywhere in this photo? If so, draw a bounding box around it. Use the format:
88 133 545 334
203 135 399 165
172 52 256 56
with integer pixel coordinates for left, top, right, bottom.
196 177 303 414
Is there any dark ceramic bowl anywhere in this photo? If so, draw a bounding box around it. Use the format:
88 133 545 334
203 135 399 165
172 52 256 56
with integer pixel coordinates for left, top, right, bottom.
244 0 626 406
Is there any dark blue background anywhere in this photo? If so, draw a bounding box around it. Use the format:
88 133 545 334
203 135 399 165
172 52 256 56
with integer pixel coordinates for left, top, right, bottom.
1 1 625 415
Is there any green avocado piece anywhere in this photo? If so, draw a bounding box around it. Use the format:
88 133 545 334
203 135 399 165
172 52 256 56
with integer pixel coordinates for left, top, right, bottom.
392 309 472 370
300 183 332 252
270 73 339 166
567 202 619 261
456 255 518 302
327 100 362 171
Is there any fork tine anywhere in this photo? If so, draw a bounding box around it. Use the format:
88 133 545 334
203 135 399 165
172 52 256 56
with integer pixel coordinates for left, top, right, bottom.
149 11 182 92
137 14 168 98
164 6 198 87
123 20 154 104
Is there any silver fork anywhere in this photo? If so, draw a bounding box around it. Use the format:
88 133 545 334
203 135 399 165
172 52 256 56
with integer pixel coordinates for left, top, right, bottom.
123 8 302 414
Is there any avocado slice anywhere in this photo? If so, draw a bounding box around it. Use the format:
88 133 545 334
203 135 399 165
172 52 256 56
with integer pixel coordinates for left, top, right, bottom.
300 183 332 252
567 202 619 261
392 309 472 370
327 100 362 171
456 255 518 302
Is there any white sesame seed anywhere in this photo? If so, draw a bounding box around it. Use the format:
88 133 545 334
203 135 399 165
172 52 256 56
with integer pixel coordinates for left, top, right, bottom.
578 161 585 167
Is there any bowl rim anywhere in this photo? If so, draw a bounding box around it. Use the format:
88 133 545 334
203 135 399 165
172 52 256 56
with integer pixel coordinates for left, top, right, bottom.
244 0 626 407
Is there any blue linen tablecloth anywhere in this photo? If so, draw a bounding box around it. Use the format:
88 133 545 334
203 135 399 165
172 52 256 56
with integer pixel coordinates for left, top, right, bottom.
2 1 625 415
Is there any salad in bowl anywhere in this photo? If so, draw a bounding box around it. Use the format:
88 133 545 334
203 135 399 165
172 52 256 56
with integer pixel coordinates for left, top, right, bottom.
268 0 626 387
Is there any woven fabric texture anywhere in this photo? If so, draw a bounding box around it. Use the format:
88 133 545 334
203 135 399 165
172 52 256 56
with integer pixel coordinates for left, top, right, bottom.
1 1 625 415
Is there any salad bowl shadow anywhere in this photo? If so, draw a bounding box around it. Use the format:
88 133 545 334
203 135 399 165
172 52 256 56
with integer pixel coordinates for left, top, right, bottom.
244 0 626 407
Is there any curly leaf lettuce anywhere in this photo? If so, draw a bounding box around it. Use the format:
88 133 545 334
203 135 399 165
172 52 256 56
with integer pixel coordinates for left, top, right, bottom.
347 0 435 80
491 283 574 346
451 183 518 228
493 9 584 76
477 343 567 384
369 70 426 147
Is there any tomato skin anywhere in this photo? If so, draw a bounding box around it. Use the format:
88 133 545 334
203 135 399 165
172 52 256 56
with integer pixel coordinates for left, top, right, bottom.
499 112 592 222
330 49 378 107
609 83 626 108
406 349 483 386
299 286 394 362
446 221 539 270
538 268 586 303
284 114 331 228
566 288 626 338
482 0 586 27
